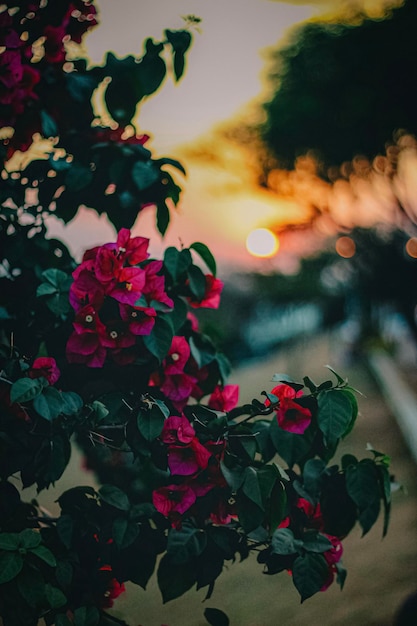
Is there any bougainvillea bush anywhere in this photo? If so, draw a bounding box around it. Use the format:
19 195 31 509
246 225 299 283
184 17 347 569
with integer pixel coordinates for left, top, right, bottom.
0 2 392 626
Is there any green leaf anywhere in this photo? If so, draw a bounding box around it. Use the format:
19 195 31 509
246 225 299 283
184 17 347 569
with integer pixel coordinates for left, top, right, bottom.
137 403 166 441
61 391 83 416
271 528 298 555
164 246 192 281
266 479 287 533
40 109 58 137
30 544 57 567
0 551 23 583
37 282 59 296
156 156 186 176
57 515 73 549
156 201 170 236
113 517 139 550
99 484 130 511
302 531 333 553
190 242 217 276
143 316 173 361
204 607 230 626
292 553 330 602
0 533 20 550
269 418 311 468
377 464 391 537
56 560 73 589
346 460 381 535
17 566 45 607
317 389 353 447
41 268 72 290
73 605 100 626
165 30 192 81
131 160 159 191
157 554 197 602
10 378 44 404
187 264 207 301
33 386 64 421
65 162 93 192
45 583 67 608
20 529 41 549
167 523 207 564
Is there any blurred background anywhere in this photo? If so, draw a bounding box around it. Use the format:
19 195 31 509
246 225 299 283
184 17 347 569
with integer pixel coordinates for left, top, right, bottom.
43 0 417 623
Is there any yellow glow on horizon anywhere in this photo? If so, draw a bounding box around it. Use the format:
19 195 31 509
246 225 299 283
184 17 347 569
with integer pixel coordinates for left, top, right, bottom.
246 228 279 258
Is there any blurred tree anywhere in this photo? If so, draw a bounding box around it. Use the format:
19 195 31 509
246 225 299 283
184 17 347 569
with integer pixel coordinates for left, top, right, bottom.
261 0 417 171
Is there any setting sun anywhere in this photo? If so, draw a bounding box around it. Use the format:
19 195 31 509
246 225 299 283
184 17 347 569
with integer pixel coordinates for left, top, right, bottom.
246 228 280 258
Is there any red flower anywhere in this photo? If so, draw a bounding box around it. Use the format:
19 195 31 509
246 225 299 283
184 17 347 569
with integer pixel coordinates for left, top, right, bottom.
321 535 344 591
107 266 146 305
29 357 60 385
267 384 312 434
66 332 106 368
188 274 224 309
208 384 239 412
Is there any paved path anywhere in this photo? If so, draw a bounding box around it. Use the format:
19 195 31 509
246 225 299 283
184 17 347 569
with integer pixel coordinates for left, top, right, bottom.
106 333 417 626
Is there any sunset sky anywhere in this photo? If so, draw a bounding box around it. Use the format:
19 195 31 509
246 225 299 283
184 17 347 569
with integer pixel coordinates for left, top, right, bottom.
48 0 403 274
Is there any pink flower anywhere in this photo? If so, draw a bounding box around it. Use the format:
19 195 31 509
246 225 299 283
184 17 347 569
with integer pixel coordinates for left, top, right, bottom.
107 266 146 305
29 357 60 385
152 484 196 517
159 373 198 410
161 415 195 445
115 228 150 265
66 332 106 368
94 246 123 283
188 275 224 309
164 336 190 375
208 385 239 412
267 384 312 434
119 303 156 336
167 438 212 476
98 322 136 350
72 304 106 335
142 261 174 309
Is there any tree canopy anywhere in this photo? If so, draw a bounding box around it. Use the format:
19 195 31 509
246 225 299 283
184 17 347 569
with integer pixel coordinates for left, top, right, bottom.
262 0 417 170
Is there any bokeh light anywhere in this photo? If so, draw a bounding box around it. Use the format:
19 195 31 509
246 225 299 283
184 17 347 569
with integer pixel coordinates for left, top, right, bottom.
246 228 280 258
405 237 417 258
335 235 356 258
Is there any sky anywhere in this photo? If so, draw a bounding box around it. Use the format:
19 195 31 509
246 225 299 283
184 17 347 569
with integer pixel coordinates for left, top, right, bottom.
47 0 403 274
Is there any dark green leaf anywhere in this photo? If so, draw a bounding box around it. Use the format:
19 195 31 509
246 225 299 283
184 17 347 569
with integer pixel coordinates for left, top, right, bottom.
40 109 58 137
164 246 192 281
157 554 197 602
187 264 206 301
0 551 23 583
45 583 67 608
271 528 298 555
73 605 100 626
33 386 63 421
292 553 329 602
317 389 353 447
302 531 333 553
0 533 20 550
61 391 83 416
17 566 45 607
113 517 139 549
10 378 44 404
204 607 230 626
377 464 391 537
57 515 74 549
156 201 170 236
56 560 73 589
20 529 41 549
269 417 311 468
30 544 57 566
156 157 186 176
346 460 381 535
65 162 93 192
131 160 159 191
137 403 166 441
99 484 130 511
167 523 207 564
143 316 173 360
190 242 217 276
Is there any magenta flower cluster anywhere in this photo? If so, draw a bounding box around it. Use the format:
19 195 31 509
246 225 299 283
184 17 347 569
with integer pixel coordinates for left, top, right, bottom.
0 1 98 155
66 228 172 367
